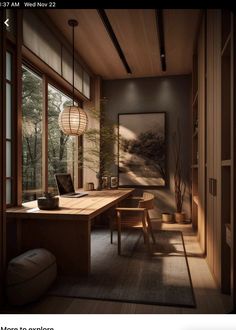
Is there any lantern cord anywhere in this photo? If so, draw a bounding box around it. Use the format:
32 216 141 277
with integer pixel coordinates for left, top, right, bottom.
72 23 75 106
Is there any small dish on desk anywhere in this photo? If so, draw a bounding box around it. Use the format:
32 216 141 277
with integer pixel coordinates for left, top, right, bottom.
37 192 59 210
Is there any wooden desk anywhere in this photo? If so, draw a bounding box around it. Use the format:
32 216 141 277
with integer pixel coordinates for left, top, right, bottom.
6 189 134 275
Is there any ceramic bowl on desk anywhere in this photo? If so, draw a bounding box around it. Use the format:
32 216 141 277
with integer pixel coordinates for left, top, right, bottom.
37 193 59 210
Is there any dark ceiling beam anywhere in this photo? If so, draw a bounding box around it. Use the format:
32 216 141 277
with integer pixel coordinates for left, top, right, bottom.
97 9 132 75
156 9 166 72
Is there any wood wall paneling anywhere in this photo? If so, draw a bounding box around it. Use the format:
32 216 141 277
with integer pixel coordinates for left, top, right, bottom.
204 10 234 300
220 12 232 295
197 14 206 253
191 49 198 231
206 10 217 283
213 9 222 288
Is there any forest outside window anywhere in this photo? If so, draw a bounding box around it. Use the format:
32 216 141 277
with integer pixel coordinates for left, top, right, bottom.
48 84 77 195
22 66 43 202
22 65 79 202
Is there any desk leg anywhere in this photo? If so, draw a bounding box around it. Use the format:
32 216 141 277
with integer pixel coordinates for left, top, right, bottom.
21 219 91 276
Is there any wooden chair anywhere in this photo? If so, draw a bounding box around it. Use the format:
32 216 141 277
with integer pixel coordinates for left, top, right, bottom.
111 192 156 255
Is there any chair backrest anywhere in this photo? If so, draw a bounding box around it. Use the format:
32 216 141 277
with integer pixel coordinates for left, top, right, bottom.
138 192 155 210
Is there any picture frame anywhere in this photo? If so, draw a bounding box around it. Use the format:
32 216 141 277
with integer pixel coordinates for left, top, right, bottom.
110 176 118 189
118 112 166 188
101 176 109 189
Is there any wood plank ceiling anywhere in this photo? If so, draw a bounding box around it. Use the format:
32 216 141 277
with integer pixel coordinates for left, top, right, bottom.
45 9 201 80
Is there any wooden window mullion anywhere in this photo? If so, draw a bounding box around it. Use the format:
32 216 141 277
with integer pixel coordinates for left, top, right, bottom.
16 10 23 206
42 75 48 194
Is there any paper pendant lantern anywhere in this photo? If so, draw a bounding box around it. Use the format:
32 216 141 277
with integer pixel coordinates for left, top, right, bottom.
58 19 88 136
58 106 88 136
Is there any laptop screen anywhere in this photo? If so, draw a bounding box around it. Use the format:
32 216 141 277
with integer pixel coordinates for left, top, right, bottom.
54 174 75 195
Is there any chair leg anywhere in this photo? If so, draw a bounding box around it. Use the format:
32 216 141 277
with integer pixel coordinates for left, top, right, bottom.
142 225 147 244
111 203 119 244
142 211 152 254
117 211 122 255
146 212 156 244
109 215 113 244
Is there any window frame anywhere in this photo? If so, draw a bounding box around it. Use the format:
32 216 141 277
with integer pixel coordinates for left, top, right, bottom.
5 42 17 207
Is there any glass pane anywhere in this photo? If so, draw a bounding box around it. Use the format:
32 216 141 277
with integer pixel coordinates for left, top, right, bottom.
83 70 90 99
48 84 76 195
6 52 12 81
6 141 11 177
22 66 43 202
6 179 11 205
6 83 12 139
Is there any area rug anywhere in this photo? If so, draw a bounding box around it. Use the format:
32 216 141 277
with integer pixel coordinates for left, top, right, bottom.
49 229 196 308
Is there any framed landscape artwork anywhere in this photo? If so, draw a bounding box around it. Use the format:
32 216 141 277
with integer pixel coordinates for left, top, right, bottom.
118 112 166 187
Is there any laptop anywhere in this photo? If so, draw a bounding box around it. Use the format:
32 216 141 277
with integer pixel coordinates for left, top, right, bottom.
54 173 88 198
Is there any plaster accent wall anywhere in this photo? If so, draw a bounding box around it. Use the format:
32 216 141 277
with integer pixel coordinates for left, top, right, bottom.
102 75 192 219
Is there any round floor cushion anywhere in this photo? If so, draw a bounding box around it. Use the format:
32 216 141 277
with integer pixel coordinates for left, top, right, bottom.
6 248 57 306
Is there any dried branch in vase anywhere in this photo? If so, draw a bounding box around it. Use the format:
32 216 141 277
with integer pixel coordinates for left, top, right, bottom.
172 120 186 214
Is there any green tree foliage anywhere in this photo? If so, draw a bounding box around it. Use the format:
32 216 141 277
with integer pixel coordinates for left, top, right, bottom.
172 120 186 213
22 67 43 200
78 105 118 188
47 86 74 190
22 67 75 200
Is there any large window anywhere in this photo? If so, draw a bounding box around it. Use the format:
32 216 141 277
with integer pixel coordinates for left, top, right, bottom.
22 65 79 201
22 66 43 201
48 85 77 194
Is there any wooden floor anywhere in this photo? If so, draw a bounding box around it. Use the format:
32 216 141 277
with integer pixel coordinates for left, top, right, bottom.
6 220 232 314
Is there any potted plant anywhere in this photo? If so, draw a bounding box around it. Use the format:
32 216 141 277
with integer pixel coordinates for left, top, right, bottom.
172 120 186 223
78 100 118 190
162 212 174 223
